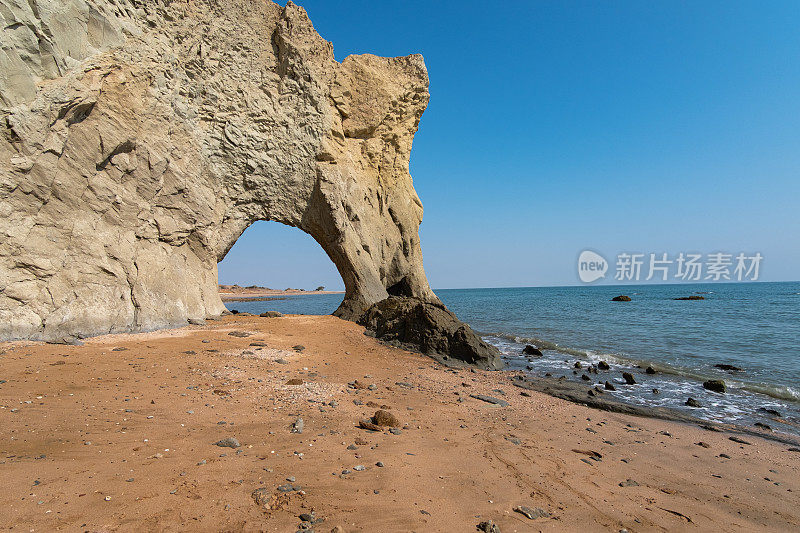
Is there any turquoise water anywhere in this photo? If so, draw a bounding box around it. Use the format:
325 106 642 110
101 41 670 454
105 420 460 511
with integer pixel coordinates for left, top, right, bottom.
228 282 800 435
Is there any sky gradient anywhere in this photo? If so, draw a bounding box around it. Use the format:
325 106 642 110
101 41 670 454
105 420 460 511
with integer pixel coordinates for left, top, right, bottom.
218 1 800 290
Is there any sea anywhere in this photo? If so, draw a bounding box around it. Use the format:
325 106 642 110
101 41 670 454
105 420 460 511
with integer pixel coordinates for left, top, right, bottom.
227 281 800 437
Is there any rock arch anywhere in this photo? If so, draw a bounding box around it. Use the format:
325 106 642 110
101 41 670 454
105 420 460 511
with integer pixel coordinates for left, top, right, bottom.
0 0 500 368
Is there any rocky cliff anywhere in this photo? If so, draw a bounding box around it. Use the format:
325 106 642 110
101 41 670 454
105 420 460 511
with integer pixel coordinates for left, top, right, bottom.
0 0 500 368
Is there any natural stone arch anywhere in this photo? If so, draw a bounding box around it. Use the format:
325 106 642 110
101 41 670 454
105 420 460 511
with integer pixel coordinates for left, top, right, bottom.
0 0 500 368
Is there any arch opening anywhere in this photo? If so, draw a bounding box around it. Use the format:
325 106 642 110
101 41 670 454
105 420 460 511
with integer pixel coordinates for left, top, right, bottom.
217 220 345 315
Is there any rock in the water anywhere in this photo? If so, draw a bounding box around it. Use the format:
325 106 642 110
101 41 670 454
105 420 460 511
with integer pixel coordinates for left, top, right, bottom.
685 397 701 407
674 295 705 300
714 363 743 372
522 345 543 356
372 410 400 427
622 372 636 385
358 296 502 369
612 295 631 302
513 505 550 519
645 366 656 374
214 437 240 448
604 381 616 391
598 361 610 370
703 380 727 393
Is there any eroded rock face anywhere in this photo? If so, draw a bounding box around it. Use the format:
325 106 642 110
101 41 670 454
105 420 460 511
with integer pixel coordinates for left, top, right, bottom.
0 0 500 368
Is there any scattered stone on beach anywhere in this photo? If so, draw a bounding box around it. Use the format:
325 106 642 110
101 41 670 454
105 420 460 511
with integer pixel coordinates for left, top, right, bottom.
729 436 752 445
598 361 610 370
249 341 269 347
574 361 582 369
214 437 240 448
720 453 731 458
188 318 205 325
703 380 727 393
572 449 602 460
111 347 128 352
372 410 400 427
358 419 383 432
581 374 591 381
619 479 640 487
513 505 550 519
612 295 631 302
754 422 772 431
645 366 656 374
622 372 636 385
228 331 252 337
685 398 701 407
696 441 711 448
292 345 306 352
291 418 304 434
477 520 501 533
605 381 616 391
286 378 304 386
522 345 543 356
714 364 743 372
674 295 704 300
259 311 283 318
469 394 509 407
758 407 782 417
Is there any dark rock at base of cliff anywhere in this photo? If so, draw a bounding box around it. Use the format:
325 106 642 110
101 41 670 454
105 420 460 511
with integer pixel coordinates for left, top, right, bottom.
522 344 543 356
703 379 727 393
357 296 502 370
612 295 631 302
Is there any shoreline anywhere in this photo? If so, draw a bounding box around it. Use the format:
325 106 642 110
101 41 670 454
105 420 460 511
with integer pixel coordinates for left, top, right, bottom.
1 314 797 531
219 289 344 302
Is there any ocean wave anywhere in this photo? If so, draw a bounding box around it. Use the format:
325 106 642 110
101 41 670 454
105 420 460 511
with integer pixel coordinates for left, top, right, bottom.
484 331 800 404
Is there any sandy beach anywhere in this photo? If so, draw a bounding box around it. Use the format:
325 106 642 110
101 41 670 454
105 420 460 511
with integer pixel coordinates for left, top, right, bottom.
1 314 797 532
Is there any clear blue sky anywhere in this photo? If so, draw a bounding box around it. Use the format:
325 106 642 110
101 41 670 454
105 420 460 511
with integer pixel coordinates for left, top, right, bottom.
218 0 800 290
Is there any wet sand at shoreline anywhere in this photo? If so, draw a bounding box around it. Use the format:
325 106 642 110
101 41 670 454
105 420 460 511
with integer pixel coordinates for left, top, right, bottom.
1 315 798 531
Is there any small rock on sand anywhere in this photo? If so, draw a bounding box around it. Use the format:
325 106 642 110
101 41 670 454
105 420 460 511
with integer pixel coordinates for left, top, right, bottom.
469 394 509 407
477 520 501 533
214 437 240 448
259 311 282 318
619 479 640 487
372 410 400 427
513 505 550 519
359 419 383 432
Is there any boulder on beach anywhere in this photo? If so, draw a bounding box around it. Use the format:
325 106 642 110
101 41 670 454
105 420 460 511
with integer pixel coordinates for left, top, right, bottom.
703 379 727 393
522 345 543 357
611 295 631 302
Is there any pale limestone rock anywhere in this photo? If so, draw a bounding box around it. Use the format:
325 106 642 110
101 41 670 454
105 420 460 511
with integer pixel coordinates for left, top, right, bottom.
0 0 500 367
